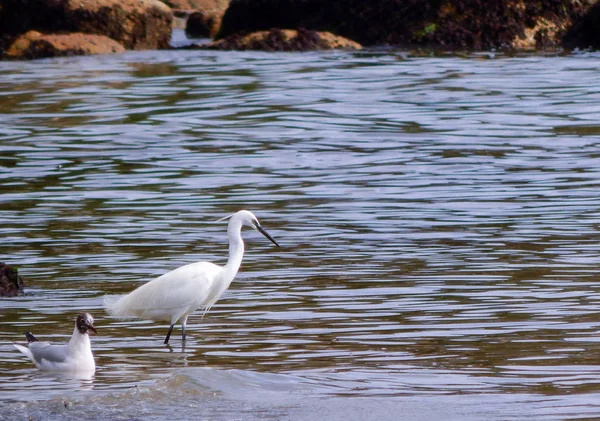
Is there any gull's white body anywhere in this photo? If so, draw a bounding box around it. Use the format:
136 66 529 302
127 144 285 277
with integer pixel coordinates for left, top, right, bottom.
105 210 279 343
13 325 95 374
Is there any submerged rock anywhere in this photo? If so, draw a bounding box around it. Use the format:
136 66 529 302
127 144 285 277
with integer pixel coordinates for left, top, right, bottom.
202 28 361 51
0 262 24 297
216 0 597 50
6 31 126 60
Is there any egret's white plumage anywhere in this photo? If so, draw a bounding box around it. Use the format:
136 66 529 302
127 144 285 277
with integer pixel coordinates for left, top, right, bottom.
13 313 96 373
105 210 279 344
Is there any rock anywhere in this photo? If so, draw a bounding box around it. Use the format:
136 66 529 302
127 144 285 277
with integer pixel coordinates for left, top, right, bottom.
160 0 228 37
512 18 565 50
167 0 229 39
202 28 361 50
0 0 173 51
0 0 68 37
216 0 596 50
67 0 173 50
160 0 229 12
563 1 600 49
185 10 222 38
0 262 24 297
6 31 126 59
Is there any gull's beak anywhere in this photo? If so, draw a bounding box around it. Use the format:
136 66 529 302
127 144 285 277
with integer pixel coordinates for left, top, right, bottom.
88 324 97 335
256 224 280 247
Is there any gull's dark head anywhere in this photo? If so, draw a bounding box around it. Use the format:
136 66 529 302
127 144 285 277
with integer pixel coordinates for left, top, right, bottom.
76 313 97 335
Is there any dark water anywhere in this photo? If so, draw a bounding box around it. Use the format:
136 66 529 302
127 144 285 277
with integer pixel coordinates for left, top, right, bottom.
2 44 600 420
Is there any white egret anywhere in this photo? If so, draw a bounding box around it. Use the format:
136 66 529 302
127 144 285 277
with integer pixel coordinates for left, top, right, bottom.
105 210 280 344
13 313 96 373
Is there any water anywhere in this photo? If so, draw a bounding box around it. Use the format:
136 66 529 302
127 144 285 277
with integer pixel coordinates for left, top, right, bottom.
2 45 600 419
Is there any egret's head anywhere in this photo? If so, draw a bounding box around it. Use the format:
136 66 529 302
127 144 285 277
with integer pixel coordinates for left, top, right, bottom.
76 313 97 335
218 210 280 247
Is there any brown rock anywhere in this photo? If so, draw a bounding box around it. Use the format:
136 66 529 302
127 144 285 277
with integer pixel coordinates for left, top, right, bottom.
68 0 173 50
0 0 173 51
166 0 229 39
185 10 222 38
203 28 361 51
0 262 24 297
6 31 126 60
216 0 597 50
563 1 600 49
0 0 68 37
512 18 564 50
160 0 229 12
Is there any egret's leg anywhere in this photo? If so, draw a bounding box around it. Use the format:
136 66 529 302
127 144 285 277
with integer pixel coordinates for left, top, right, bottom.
181 316 188 342
164 324 175 345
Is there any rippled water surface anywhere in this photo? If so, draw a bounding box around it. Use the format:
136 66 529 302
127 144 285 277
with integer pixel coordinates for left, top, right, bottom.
2 47 600 420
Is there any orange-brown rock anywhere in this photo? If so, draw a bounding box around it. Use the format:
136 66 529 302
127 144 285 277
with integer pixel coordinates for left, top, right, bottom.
0 0 173 52
6 31 126 59
203 28 361 50
161 0 229 12
67 0 173 50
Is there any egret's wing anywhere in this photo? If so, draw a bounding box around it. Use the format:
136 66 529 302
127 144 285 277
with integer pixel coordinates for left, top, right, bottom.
143 272 211 313
28 342 68 364
107 261 221 322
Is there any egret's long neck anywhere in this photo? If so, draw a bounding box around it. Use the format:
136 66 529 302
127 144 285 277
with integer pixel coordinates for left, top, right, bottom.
222 220 245 281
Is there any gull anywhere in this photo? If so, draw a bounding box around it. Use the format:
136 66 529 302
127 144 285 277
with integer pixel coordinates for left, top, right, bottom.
105 210 280 344
13 313 96 373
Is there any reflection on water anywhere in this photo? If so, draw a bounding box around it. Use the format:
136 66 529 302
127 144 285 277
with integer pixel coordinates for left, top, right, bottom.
2 47 600 418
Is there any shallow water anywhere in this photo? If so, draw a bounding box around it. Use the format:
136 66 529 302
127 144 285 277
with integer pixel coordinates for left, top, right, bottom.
2 45 600 419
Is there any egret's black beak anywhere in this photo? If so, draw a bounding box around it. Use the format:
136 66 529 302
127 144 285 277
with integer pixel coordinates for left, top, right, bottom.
87 324 97 335
256 224 280 247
